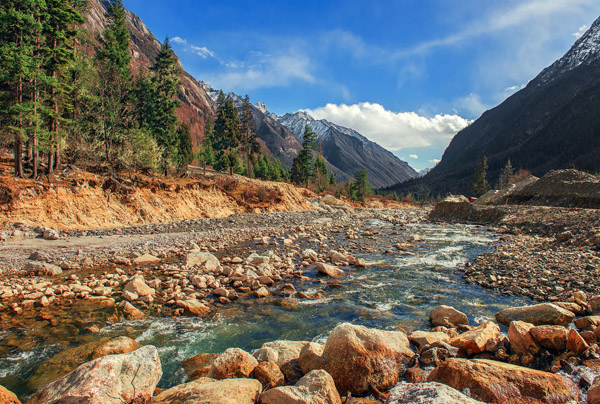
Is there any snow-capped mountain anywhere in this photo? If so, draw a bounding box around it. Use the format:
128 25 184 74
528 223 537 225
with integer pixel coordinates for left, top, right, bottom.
277 111 418 188
390 16 600 196
537 16 600 85
278 112 369 143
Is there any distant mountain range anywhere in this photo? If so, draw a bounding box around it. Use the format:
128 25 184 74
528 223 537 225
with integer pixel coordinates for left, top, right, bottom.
276 111 417 188
388 16 600 197
86 0 418 188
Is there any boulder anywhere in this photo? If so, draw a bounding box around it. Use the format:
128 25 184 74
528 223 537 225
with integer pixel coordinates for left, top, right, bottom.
385 382 484 404
254 361 285 389
259 369 342 404
321 323 413 395
247 253 270 265
253 341 309 367
123 275 155 297
495 303 575 327
429 305 468 327
302 249 318 261
530 325 568 351
119 301 144 319
567 328 589 355
43 228 60 240
427 358 579 404
152 377 262 404
28 336 141 390
409 331 449 349
24 261 62 276
132 254 160 264
574 316 600 331
27 346 162 404
448 321 500 355
0 386 20 404
316 262 345 278
207 348 258 379
185 252 220 271
176 299 209 316
182 353 218 381
588 380 600 404
508 321 540 355
299 342 325 374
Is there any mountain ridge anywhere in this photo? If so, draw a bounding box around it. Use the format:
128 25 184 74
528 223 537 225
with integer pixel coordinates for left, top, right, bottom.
387 16 600 197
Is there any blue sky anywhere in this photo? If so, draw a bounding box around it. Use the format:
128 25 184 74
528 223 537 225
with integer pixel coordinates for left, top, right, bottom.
124 0 599 170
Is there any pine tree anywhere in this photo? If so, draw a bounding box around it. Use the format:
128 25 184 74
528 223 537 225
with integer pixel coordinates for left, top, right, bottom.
148 37 181 174
354 168 372 201
329 172 336 186
498 158 514 189
43 0 84 173
176 123 193 171
290 125 317 188
239 95 259 177
473 155 490 196
213 91 240 175
94 0 132 169
314 155 329 192
0 0 38 177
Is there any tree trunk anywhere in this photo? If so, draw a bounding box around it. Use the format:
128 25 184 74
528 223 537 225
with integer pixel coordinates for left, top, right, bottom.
15 31 23 178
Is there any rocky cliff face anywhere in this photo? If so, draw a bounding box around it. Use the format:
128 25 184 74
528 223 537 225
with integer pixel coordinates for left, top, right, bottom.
389 16 600 197
84 0 214 145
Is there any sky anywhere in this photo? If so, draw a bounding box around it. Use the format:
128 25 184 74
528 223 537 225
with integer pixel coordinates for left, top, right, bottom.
123 0 600 171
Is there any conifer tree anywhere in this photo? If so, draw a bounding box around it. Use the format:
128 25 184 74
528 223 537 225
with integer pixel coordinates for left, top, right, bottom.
239 95 259 177
94 0 132 168
148 37 181 174
176 123 193 170
473 155 490 196
0 0 38 177
498 158 514 189
213 91 240 175
314 155 329 192
43 0 84 172
354 168 372 201
290 125 317 188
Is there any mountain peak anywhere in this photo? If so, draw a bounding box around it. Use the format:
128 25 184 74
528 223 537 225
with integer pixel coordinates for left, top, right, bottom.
536 16 600 85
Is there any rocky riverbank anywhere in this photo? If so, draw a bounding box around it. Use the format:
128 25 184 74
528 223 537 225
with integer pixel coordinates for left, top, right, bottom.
429 202 600 302
5 295 600 404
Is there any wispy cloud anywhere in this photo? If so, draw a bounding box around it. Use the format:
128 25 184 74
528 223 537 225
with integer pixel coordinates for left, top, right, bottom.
171 36 187 45
409 154 419 159
306 102 469 151
191 45 215 59
204 53 316 91
573 25 589 38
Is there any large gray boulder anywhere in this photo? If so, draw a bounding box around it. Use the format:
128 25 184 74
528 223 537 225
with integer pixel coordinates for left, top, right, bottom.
495 303 575 326
27 345 162 404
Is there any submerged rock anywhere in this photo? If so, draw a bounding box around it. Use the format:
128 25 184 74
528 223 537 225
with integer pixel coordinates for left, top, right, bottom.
27 346 162 404
427 358 579 404
429 305 468 327
28 336 140 391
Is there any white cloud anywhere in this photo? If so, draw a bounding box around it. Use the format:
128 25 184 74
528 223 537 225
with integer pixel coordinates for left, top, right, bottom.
429 159 441 164
573 25 588 38
409 154 419 159
306 102 469 151
204 53 316 91
171 36 187 45
191 45 215 59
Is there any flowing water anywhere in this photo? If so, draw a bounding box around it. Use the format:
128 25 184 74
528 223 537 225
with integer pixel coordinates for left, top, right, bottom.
0 221 532 398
